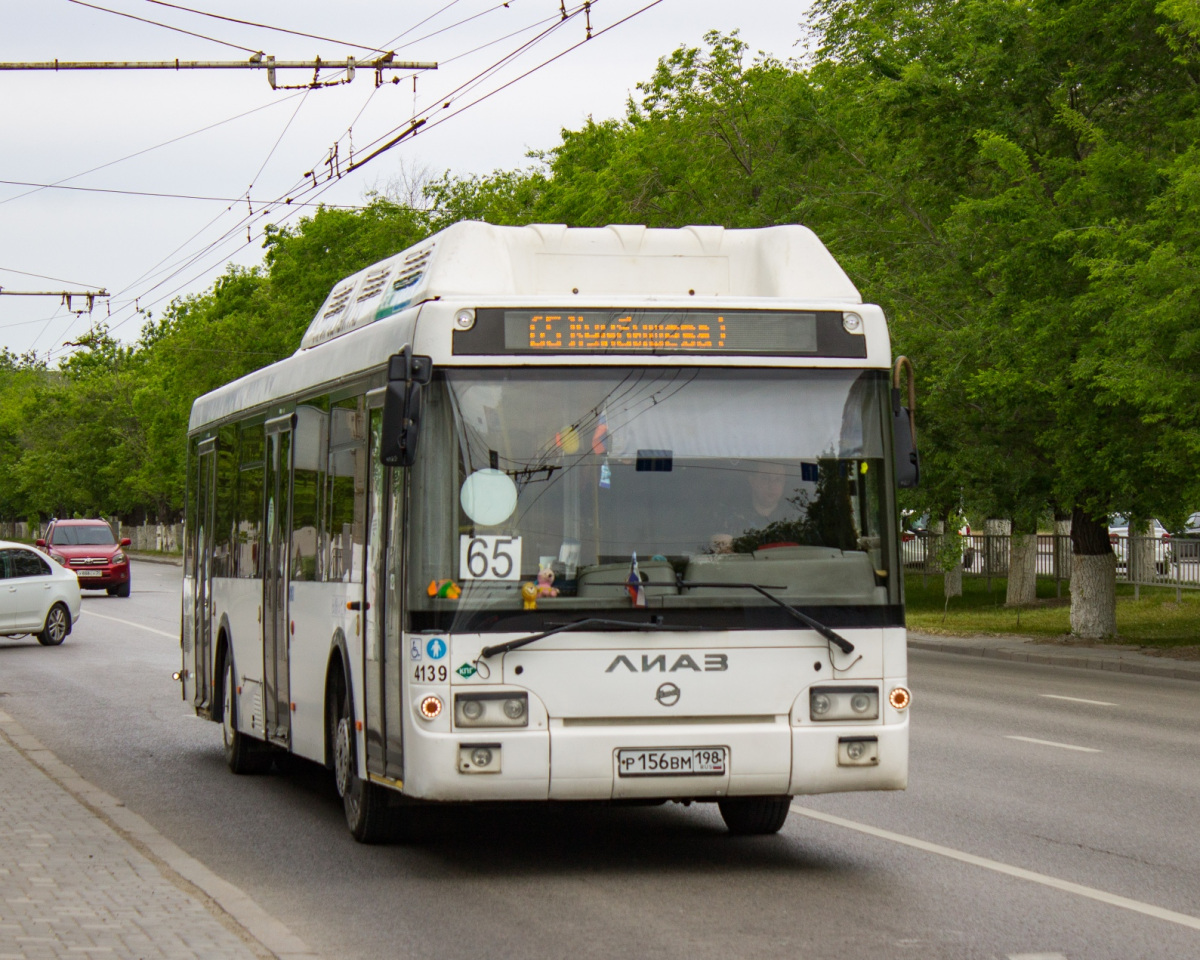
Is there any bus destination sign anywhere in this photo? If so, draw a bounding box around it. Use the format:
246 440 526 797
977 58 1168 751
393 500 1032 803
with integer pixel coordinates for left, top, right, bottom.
499 308 824 355
452 308 868 357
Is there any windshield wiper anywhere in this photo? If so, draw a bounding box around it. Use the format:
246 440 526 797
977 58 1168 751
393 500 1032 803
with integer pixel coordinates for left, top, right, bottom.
480 617 704 659
676 580 855 655
501 580 859 657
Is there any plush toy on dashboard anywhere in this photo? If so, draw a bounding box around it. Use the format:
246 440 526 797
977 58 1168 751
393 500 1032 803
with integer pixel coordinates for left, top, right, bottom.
535 564 559 597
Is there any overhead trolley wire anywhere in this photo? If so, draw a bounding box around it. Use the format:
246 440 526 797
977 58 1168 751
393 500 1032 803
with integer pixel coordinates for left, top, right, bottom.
0 266 105 289
0 91 307 209
139 0 392 54
64 0 261 54
78 0 666 349
0 178 366 208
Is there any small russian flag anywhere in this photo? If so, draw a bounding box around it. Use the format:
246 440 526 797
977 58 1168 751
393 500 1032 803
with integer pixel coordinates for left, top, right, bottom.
591 410 609 455
627 552 646 608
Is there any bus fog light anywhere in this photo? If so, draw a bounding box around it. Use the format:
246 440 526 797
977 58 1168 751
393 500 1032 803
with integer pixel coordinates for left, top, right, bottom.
810 686 879 721
888 686 911 710
455 692 528 728
838 737 878 766
459 743 501 774
419 695 443 720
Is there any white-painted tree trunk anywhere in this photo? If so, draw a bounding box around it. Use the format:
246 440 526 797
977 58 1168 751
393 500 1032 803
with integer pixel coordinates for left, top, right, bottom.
1005 533 1038 605
1070 553 1117 638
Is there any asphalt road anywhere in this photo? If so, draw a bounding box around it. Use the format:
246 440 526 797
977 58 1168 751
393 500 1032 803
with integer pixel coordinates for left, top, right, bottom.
1 560 1198 960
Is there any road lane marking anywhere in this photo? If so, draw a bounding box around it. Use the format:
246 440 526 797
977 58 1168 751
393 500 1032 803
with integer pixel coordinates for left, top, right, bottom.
791 805 1200 932
1040 694 1117 706
83 610 176 640
1004 736 1101 753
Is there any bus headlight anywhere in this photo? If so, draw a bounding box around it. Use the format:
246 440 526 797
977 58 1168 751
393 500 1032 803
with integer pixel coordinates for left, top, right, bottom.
810 686 879 721
454 692 528 728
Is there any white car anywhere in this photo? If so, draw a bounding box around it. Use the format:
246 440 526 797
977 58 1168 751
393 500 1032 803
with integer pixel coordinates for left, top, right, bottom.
1108 517 1170 573
0 540 83 645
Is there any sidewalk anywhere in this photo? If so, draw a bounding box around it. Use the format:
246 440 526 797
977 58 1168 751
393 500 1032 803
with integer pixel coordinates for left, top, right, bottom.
0 710 320 960
909 630 1200 681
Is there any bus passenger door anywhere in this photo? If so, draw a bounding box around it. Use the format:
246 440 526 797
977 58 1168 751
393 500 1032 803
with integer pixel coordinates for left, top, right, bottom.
364 406 387 777
188 438 217 712
365 402 406 781
263 415 294 744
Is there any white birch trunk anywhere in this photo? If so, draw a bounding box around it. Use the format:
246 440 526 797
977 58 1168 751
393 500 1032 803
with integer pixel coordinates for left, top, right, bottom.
1070 553 1117 638
1005 533 1038 605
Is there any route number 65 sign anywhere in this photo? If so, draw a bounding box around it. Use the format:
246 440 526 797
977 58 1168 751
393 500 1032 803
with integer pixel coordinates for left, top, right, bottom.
459 535 522 580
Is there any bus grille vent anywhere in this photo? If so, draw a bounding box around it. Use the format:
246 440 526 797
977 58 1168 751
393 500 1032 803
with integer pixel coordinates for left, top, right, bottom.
356 266 391 302
322 283 354 319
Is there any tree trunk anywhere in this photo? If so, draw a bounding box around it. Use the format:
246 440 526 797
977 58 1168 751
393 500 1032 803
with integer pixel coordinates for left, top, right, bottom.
1006 532 1038 606
1127 518 1156 583
944 562 963 598
1069 507 1117 639
985 518 1011 574
1054 515 1072 582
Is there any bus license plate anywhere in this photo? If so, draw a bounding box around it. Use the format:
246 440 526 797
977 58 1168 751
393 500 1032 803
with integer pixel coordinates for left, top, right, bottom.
617 747 726 777
77 570 103 577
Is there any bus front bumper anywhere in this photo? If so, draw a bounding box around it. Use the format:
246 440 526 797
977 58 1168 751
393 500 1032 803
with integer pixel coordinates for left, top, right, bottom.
399 715 908 802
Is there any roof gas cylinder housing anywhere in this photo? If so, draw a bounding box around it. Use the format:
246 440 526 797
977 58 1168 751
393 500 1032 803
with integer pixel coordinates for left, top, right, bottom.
298 221 863 352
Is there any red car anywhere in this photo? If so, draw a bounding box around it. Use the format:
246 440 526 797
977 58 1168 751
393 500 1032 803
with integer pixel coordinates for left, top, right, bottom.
37 519 132 597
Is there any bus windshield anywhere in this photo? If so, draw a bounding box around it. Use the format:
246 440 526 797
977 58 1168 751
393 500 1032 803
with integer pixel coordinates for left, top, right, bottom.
408 367 900 632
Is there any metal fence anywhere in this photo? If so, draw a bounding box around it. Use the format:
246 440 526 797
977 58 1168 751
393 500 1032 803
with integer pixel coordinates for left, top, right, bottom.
902 532 1200 598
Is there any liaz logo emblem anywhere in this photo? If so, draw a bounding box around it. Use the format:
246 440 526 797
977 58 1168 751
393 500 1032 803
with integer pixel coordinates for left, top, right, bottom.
605 653 728 673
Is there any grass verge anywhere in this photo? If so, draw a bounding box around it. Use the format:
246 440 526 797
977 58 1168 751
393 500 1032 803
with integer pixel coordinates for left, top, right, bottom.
905 574 1200 650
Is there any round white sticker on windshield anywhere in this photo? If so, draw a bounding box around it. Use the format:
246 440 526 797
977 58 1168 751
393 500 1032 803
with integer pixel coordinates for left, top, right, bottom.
460 469 518 526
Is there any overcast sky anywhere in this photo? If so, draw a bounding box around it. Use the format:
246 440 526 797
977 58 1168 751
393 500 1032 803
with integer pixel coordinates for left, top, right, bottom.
0 1 811 362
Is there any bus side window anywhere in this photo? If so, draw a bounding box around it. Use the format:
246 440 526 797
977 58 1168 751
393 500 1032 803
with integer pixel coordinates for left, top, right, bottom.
213 426 237 578
291 404 327 582
237 426 265 579
327 399 366 583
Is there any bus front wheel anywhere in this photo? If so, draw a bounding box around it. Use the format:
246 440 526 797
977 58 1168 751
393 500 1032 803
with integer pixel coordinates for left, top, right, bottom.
718 796 792 835
334 693 392 843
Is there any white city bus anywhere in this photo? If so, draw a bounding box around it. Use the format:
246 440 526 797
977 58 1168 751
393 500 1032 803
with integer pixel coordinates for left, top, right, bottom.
180 221 917 842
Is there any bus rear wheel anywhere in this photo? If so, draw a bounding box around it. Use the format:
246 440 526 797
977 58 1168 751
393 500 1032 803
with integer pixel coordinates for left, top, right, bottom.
334 693 392 843
718 796 792 835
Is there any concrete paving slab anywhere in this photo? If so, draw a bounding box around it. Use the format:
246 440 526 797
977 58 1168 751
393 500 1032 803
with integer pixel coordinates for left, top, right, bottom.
0 710 321 960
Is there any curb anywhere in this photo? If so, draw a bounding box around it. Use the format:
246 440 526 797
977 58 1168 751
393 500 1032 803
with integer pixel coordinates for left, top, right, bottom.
0 708 322 960
129 552 183 566
908 637 1200 682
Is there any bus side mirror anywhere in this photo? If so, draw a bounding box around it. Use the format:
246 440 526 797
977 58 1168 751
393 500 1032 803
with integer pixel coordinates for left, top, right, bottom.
892 356 919 489
381 346 431 467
